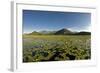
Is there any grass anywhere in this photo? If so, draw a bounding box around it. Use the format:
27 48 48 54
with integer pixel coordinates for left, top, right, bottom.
23 35 91 62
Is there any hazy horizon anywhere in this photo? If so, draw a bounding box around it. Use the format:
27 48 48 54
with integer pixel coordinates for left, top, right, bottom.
23 28 91 34
23 10 91 33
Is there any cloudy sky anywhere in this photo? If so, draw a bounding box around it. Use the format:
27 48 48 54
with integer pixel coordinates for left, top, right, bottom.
23 10 91 33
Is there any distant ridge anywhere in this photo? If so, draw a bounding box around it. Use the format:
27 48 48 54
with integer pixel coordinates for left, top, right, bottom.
75 31 91 35
29 31 42 35
27 28 91 35
55 28 73 35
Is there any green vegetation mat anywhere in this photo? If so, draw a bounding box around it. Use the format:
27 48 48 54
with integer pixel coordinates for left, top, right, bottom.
23 35 91 62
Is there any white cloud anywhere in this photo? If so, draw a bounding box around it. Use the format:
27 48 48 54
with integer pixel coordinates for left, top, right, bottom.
67 25 91 32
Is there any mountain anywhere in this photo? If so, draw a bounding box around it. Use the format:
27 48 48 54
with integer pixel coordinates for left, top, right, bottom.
55 28 73 35
27 28 91 35
75 31 91 35
29 31 42 35
39 30 56 35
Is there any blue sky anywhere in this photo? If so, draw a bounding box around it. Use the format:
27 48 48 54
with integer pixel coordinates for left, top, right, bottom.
23 10 91 33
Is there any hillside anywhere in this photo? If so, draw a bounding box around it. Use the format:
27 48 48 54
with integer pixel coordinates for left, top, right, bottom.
29 31 42 35
55 28 73 35
27 28 91 35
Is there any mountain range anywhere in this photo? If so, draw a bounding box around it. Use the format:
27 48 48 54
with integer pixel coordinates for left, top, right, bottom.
28 28 91 35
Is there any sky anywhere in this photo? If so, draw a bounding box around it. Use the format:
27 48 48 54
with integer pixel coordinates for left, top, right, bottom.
23 10 91 33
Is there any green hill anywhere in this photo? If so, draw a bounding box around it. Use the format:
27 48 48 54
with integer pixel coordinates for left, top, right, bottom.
55 28 73 35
